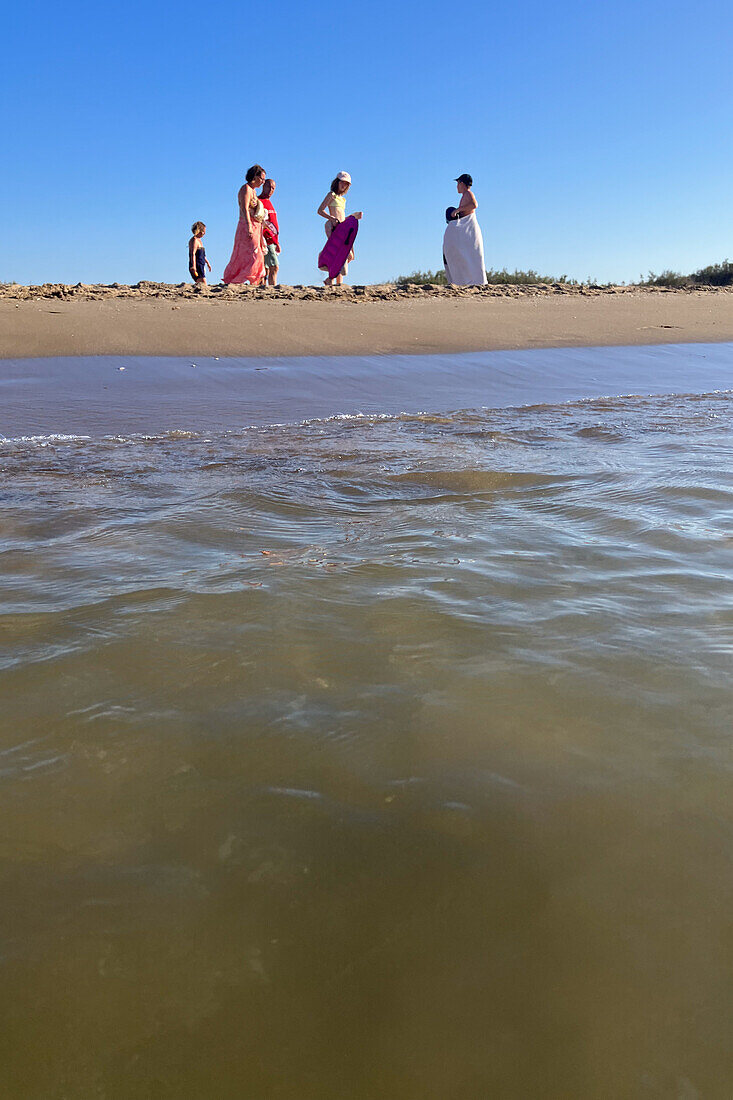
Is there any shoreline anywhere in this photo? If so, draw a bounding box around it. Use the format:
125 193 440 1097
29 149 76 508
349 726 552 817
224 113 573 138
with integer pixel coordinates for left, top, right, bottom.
2 283 733 359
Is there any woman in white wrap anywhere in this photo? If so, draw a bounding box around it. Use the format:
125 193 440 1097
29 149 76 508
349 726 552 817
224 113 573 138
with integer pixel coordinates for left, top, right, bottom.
443 173 487 286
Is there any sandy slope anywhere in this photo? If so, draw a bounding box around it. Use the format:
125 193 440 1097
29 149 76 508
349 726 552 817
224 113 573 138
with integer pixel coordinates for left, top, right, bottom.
2 283 732 358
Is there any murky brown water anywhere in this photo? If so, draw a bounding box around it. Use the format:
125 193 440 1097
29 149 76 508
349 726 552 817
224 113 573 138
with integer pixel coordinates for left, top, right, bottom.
2 346 733 1098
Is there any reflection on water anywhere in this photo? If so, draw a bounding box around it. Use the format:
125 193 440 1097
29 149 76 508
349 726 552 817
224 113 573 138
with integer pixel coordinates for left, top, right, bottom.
1 348 733 1097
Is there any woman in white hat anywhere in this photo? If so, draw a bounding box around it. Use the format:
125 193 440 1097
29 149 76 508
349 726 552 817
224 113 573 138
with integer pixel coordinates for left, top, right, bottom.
317 171 362 285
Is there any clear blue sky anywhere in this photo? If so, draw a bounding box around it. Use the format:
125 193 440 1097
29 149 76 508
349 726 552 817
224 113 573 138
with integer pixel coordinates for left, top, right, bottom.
6 1 732 286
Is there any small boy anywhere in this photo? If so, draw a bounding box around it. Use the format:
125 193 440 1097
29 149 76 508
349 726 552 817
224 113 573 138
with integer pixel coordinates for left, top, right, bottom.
188 222 212 286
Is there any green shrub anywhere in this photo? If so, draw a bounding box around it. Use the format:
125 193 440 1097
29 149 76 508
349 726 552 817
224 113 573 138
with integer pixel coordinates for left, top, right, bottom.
691 259 733 286
394 269 448 285
642 269 688 287
394 268 574 286
642 260 733 288
485 268 572 285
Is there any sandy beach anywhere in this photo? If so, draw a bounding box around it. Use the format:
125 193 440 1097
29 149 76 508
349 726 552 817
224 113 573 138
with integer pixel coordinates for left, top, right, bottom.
2 282 733 358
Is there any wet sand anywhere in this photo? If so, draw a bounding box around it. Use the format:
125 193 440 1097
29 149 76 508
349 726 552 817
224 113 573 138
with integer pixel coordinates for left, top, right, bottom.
2 283 733 358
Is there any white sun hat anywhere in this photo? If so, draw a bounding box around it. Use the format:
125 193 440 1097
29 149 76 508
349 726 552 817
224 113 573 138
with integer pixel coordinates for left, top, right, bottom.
336 171 352 183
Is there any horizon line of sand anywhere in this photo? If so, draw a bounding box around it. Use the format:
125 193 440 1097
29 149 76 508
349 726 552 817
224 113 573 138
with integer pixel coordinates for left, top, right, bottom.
2 286 733 360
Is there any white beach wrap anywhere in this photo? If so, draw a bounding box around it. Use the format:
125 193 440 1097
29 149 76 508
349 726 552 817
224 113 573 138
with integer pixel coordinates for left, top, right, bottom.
443 211 487 286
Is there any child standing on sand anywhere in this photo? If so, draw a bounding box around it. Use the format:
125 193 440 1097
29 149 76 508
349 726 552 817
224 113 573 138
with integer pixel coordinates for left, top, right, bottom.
188 222 212 286
317 172 362 285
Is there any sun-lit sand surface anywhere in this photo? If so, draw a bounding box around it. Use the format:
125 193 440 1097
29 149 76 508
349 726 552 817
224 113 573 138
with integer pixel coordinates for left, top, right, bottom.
1 283 732 358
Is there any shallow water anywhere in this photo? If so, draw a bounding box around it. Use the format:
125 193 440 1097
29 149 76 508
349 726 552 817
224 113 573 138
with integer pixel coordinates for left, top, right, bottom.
1 345 733 1098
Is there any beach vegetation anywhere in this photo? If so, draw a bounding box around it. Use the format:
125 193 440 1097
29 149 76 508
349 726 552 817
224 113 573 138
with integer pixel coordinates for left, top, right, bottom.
642 259 733 288
692 259 733 285
397 259 733 289
395 269 448 285
641 269 688 288
487 268 574 285
395 268 576 286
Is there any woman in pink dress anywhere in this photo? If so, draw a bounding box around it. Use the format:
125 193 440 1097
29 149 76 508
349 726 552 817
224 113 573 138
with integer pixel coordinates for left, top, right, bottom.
222 165 267 285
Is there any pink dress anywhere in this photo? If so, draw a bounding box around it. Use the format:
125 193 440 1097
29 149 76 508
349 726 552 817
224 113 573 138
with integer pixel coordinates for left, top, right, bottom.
222 195 265 285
